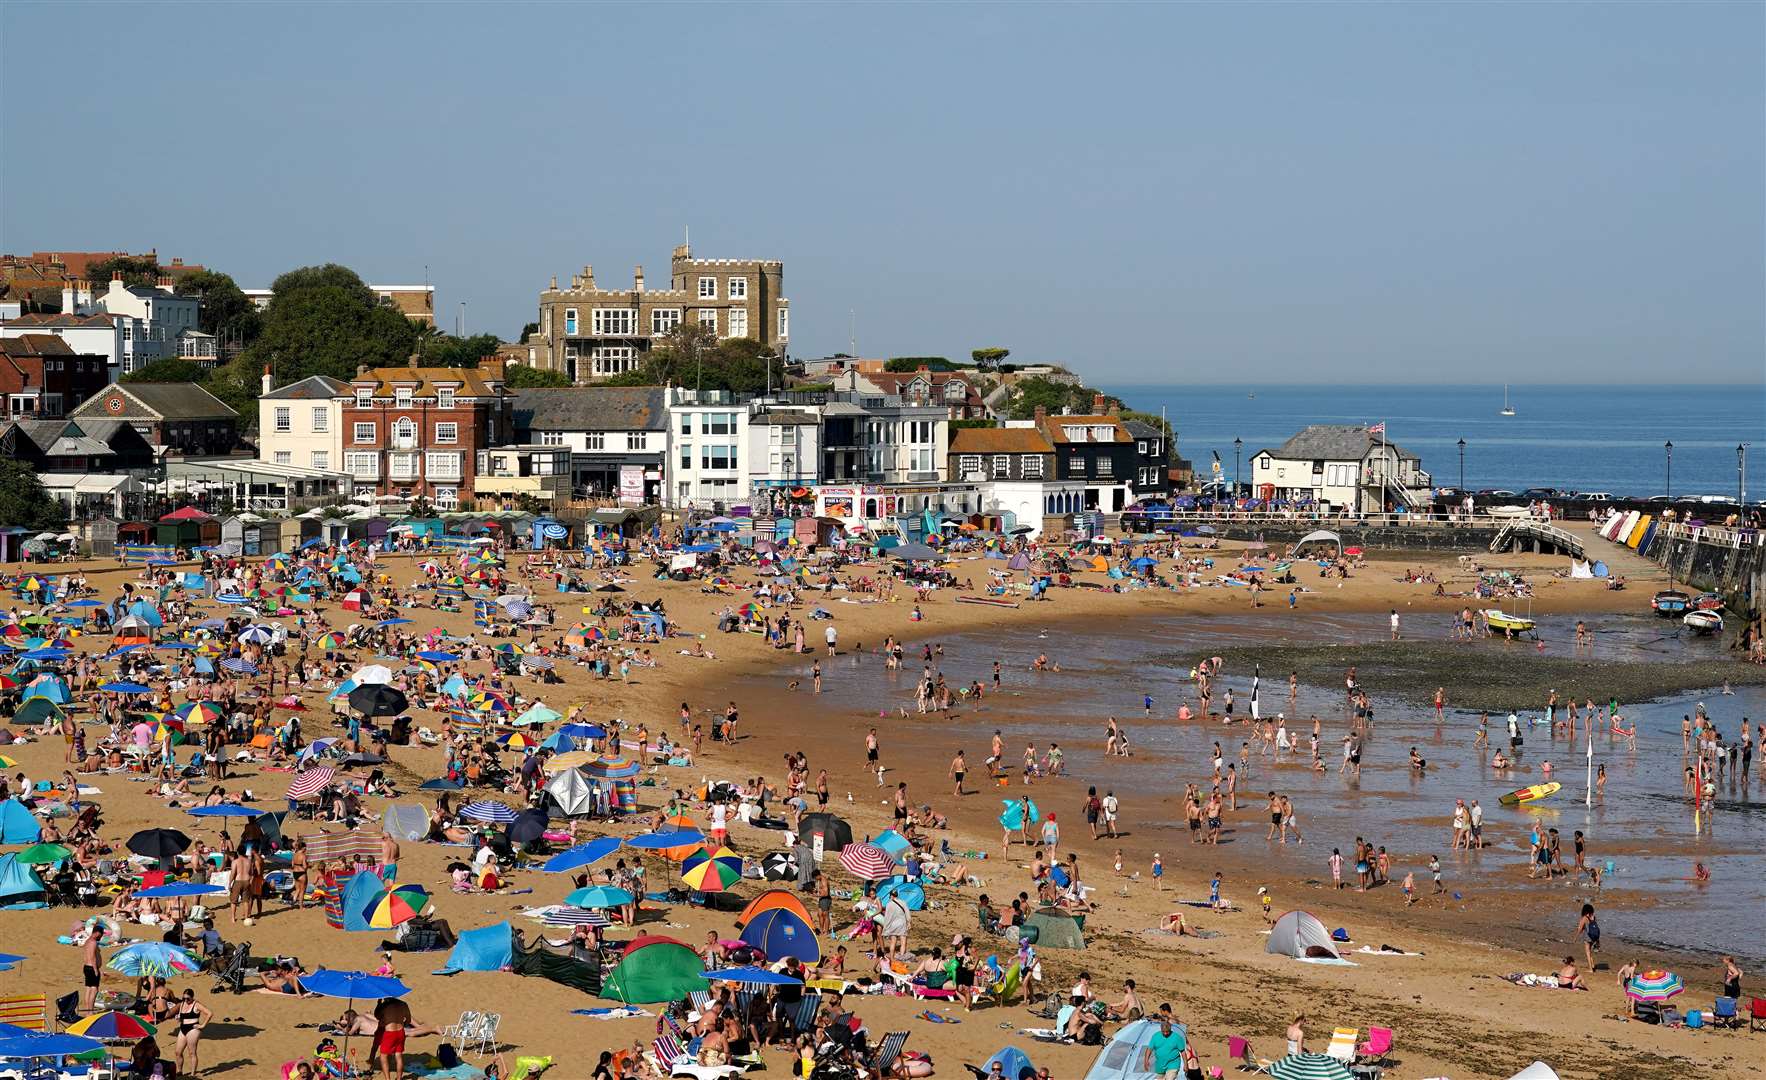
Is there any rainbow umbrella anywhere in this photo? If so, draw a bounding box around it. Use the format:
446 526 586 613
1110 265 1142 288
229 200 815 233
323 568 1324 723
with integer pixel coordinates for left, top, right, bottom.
471 693 509 713
361 884 431 929
736 603 763 618
316 632 347 650
65 1011 157 1041
0 755 17 769
1625 970 1685 1002
493 643 524 655
496 731 539 749
173 701 225 725
680 846 744 893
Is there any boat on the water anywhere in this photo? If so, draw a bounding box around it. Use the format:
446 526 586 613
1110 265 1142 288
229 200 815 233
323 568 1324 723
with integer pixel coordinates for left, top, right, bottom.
1483 609 1536 636
1683 610 1723 635
1651 590 1690 616
1692 591 1725 612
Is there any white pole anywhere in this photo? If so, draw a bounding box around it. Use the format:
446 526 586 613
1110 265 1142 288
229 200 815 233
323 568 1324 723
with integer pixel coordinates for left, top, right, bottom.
1585 716 1594 807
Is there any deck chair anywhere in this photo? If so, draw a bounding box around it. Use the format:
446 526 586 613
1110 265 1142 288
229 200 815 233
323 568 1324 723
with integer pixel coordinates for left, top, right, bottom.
1750 996 1766 1032
687 990 712 1017
1326 1028 1359 1065
440 1010 482 1046
0 993 47 1031
1710 997 1739 1029
867 1031 910 1076
787 991 822 1034
1228 1036 1271 1072
1357 1026 1393 1065
648 1034 742 1080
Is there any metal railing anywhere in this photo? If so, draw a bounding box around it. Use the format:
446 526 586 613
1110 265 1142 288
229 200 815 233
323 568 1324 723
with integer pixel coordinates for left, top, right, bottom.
1119 507 1505 529
1651 521 1761 550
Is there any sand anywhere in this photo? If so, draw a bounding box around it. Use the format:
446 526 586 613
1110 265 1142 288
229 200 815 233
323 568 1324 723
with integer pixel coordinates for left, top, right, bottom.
0 536 1751 1080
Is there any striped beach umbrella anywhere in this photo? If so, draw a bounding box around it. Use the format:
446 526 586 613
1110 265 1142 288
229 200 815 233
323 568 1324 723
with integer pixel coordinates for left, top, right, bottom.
286 765 336 801
542 750 597 773
361 884 430 929
1268 1054 1354 1080
65 1011 157 1041
107 942 200 978
460 800 518 824
838 842 896 881
237 625 275 645
540 906 612 928
0 755 17 769
680 846 744 893
1625 970 1685 1002
496 731 539 749
316 632 347 650
173 701 225 725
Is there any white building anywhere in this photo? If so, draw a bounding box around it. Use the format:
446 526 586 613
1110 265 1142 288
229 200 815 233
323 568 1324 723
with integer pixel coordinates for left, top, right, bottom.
258 373 348 473
512 386 667 504
1249 425 1431 514
665 388 748 510
3 276 200 378
746 403 821 504
0 313 126 378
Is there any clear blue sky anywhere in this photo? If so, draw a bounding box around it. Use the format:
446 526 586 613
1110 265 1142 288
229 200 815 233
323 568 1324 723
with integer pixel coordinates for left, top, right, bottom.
4 3 1761 384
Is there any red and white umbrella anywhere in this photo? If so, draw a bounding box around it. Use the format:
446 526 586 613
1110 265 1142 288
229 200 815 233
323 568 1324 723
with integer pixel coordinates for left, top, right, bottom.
838 842 896 881
286 766 336 801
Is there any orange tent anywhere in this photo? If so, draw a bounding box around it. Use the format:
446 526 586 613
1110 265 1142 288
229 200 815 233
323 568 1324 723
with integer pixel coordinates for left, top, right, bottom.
735 887 814 930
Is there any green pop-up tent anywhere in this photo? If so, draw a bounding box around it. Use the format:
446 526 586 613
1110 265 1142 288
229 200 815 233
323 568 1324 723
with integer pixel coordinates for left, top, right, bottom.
602 936 707 1004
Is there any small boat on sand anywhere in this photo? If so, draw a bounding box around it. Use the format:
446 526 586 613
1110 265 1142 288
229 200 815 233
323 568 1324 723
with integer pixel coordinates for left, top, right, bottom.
1651 590 1690 616
1483 609 1536 636
1499 781 1560 807
1683 610 1723 635
1692 592 1724 612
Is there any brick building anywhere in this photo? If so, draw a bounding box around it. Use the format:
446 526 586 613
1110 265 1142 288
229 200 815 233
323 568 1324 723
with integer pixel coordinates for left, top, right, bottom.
339 359 512 509
528 243 789 383
67 382 239 456
0 334 109 420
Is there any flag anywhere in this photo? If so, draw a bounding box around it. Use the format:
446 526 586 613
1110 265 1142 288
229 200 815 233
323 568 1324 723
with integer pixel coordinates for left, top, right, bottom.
1367 422 1386 436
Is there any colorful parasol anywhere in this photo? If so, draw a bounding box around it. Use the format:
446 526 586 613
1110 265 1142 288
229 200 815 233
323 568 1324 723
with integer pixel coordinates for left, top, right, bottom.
361 884 430 929
680 846 744 893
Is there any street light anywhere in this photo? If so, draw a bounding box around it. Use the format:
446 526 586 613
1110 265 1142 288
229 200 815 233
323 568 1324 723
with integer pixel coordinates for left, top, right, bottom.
1233 437 1242 500
1457 438 1466 492
1740 443 1748 506
1665 441 1673 501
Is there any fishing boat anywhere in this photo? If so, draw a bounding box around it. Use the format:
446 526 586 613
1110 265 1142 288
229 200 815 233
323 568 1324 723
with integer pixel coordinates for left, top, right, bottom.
1483 505 1531 519
1499 781 1561 807
1500 384 1516 416
1692 591 1725 612
1483 608 1537 636
1683 610 1723 635
1651 589 1690 616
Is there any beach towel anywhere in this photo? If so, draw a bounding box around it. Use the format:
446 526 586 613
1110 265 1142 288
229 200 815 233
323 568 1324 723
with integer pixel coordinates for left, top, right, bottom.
571 1007 652 1019
1295 956 1358 966
1356 945 1423 956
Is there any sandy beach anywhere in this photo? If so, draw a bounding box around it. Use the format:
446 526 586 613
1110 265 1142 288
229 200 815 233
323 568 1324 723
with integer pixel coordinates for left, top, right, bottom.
0 534 1755 1080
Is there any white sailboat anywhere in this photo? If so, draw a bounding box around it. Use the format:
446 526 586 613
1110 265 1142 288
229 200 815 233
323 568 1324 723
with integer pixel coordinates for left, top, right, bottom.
1500 384 1515 416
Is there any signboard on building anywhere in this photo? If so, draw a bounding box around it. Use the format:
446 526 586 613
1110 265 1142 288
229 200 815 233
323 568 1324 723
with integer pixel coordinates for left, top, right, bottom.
619 464 645 506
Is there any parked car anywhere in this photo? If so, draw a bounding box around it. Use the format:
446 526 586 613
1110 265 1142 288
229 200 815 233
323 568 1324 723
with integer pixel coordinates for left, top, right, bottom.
1574 492 1615 502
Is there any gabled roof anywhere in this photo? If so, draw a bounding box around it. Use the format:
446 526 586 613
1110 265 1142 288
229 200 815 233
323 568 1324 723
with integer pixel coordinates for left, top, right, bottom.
355 365 501 398
1037 414 1132 444
1263 424 1416 462
949 427 1054 455
3 312 116 329
70 382 237 421
1122 420 1163 440
513 387 667 433
0 334 76 358
262 375 349 401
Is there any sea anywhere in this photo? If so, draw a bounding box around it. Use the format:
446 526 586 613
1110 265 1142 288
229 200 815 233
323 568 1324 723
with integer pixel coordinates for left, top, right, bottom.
1106 383 1764 499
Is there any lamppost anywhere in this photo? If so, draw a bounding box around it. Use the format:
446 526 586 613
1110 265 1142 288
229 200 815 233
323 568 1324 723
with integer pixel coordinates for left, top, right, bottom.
1233 437 1242 500
1740 444 1748 507
1457 439 1466 492
1665 441 1673 501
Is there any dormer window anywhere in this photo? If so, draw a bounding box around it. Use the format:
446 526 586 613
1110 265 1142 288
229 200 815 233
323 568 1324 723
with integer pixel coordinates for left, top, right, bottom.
395 387 413 407
355 387 373 408
1062 425 1088 442
437 386 455 409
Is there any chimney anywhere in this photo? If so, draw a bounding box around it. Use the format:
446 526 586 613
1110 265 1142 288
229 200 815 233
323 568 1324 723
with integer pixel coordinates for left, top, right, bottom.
479 356 507 384
581 265 595 288
111 271 123 283
158 275 175 294
1033 405 1047 423
171 258 184 268
261 363 273 395
357 363 371 377
1091 393 1106 414
549 275 558 291
633 265 644 292
61 282 76 315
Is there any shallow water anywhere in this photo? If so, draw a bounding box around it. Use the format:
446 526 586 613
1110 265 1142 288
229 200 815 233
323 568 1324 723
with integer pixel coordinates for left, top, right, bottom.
798 608 1765 965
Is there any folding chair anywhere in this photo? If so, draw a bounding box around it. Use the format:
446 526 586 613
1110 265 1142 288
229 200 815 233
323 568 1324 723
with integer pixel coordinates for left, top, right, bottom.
867 1030 910 1076
1710 997 1738 1029
470 1013 501 1056
1228 1036 1271 1073
440 1010 481 1046
788 991 822 1034
1326 1028 1359 1065
649 1034 742 1080
1357 1026 1393 1065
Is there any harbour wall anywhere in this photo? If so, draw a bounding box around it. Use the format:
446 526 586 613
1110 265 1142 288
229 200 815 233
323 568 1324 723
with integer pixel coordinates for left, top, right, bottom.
1199 521 1498 553
1644 526 1765 649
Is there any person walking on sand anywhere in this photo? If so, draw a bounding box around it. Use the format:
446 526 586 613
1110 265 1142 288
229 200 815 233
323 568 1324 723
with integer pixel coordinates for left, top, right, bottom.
949 750 967 797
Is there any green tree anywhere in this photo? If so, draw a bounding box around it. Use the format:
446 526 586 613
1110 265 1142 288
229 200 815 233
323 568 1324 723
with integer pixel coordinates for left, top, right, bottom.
605 323 778 394
885 357 955 372
504 364 572 389
0 459 66 529
83 255 161 290
123 358 209 383
200 358 262 421
243 264 418 385
971 347 1010 372
420 333 503 368
519 321 540 341
174 268 258 342
1006 375 1118 420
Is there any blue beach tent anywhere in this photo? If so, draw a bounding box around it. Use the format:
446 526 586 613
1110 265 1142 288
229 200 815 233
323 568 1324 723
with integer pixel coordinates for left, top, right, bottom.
0 800 41 844
0 854 47 908
738 907 820 965
441 921 514 973
338 870 384 932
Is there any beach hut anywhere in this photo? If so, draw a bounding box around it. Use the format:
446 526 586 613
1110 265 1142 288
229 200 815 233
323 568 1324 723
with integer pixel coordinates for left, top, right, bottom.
81 519 119 558
738 907 820 965
1024 907 1086 950
157 507 220 549
363 518 391 549
0 800 43 844
602 937 708 1004
440 921 515 973
116 521 155 548
0 854 48 908
219 516 245 553
1084 1020 1184 1080
1266 910 1341 961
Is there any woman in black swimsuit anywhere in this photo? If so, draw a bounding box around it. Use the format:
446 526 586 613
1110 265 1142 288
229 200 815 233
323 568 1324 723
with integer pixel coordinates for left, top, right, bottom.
173 987 212 1076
